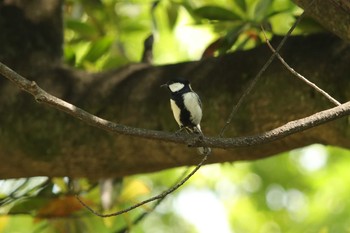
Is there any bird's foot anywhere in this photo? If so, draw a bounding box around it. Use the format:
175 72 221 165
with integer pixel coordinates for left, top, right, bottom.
175 127 187 136
187 134 202 147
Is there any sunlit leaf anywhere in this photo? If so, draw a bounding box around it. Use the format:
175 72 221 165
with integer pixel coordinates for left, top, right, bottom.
52 178 67 193
268 12 296 34
97 55 128 70
178 1 197 21
151 0 160 31
254 0 273 21
85 36 114 62
0 216 8 232
219 23 247 54
74 42 92 65
166 3 179 29
194 6 242 21
119 179 150 202
66 20 98 38
235 31 259 50
265 8 292 19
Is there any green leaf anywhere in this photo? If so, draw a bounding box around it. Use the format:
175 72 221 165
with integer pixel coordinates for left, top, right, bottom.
219 23 247 54
234 0 247 12
97 55 127 70
85 36 114 62
64 46 76 65
166 3 179 29
65 19 98 38
9 197 49 214
74 42 92 65
194 6 242 21
254 0 273 21
269 12 295 35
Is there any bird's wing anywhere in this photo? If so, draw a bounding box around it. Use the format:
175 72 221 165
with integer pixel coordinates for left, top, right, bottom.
195 92 202 108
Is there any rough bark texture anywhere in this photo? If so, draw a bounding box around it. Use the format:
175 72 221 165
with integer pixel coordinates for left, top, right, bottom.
1 1 350 178
0 0 63 72
294 0 350 42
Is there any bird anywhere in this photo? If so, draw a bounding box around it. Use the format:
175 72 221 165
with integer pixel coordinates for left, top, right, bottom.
161 78 211 155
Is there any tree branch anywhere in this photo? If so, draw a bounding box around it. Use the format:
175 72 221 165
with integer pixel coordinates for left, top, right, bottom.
1 34 349 178
1 61 350 150
76 154 208 218
219 11 306 137
261 28 341 106
293 0 350 42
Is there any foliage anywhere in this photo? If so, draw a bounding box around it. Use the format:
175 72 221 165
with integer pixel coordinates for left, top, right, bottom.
1 145 350 232
189 0 301 56
63 0 322 71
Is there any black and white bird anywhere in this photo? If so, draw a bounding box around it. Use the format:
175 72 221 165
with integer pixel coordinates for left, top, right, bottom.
161 78 211 155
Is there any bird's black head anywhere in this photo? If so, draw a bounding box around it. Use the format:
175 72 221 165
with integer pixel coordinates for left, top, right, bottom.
161 78 191 93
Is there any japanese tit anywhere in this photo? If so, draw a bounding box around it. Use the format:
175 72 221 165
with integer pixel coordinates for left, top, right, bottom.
161 78 211 155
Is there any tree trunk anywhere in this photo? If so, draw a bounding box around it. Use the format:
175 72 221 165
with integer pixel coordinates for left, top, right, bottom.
1 1 350 178
0 0 63 73
293 0 350 42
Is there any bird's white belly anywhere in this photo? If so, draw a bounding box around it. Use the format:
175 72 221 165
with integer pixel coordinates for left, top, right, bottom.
170 99 182 127
183 92 202 125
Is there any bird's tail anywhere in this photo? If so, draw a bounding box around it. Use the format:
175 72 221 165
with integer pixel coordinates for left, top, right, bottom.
197 146 211 155
194 126 211 155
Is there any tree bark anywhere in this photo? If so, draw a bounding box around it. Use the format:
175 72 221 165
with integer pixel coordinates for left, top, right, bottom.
1 34 350 178
293 0 350 42
0 0 63 72
1 1 350 179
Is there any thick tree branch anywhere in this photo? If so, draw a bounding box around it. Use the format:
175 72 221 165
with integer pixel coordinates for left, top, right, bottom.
293 0 350 42
1 35 350 178
1 61 350 150
0 0 350 180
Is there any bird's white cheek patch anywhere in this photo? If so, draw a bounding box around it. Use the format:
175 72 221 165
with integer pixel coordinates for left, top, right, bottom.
169 83 184 92
170 99 182 127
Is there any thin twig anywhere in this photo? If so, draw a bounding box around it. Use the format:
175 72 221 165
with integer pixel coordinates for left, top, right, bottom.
261 28 341 106
76 154 208 218
116 167 192 233
219 8 314 137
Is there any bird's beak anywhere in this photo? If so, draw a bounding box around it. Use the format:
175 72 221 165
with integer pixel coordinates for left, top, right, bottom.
160 83 168 88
